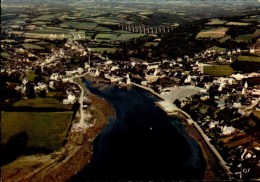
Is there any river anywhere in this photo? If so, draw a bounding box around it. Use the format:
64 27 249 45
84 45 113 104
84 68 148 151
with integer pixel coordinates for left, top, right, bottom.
72 81 206 180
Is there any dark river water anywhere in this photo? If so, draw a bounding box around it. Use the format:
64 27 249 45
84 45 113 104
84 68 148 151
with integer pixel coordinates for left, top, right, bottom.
72 81 205 181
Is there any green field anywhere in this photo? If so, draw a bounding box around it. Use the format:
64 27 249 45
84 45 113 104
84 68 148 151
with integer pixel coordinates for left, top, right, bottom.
25 28 73 39
94 26 112 32
91 47 118 53
218 35 231 43
14 97 62 108
95 32 145 42
21 43 45 50
204 65 235 76
235 30 260 42
117 33 145 41
25 70 35 82
60 21 97 30
95 33 118 41
1 111 72 151
237 55 260 62
206 19 227 25
209 46 226 52
144 42 159 47
1 52 11 59
32 14 60 21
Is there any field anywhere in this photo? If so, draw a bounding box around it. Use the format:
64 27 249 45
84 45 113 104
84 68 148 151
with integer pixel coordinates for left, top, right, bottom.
94 26 112 32
117 33 145 41
226 22 251 26
90 47 118 54
14 97 62 108
206 19 227 25
32 14 61 21
21 43 45 50
203 65 235 76
13 97 71 110
196 27 229 39
209 46 226 53
95 33 145 42
237 55 260 62
1 111 72 151
60 21 97 30
95 33 118 41
1 52 11 59
235 29 260 42
25 28 73 39
25 70 35 82
144 42 159 47
218 35 231 43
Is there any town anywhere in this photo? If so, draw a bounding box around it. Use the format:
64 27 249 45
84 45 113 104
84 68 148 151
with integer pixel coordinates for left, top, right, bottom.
1 0 260 181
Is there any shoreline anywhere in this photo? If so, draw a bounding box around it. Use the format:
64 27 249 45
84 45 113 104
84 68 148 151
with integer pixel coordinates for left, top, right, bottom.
174 112 229 180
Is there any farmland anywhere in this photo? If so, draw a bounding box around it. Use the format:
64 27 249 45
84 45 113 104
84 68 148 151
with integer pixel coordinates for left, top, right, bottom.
95 33 145 42
90 47 118 54
13 97 63 108
1 111 73 151
25 70 35 82
206 19 227 25
60 21 97 30
235 29 260 42
209 46 226 53
21 43 45 50
237 55 260 62
196 27 229 39
218 35 231 43
203 65 235 76
226 22 251 26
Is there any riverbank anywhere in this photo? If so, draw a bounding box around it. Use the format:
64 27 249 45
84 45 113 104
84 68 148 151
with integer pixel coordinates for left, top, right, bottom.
1 78 116 182
176 112 228 180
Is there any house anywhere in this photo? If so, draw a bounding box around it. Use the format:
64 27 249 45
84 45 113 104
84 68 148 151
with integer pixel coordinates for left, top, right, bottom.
209 121 220 129
126 73 131 84
221 125 236 136
50 73 60 81
141 78 148 86
22 78 28 85
63 93 76 104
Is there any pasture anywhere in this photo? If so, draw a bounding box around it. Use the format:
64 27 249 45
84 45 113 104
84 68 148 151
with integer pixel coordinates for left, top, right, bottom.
226 22 251 26
206 19 227 25
60 21 97 30
1 111 72 151
218 35 231 43
90 47 118 54
237 55 260 62
196 27 229 39
209 46 226 53
203 65 235 76
21 43 45 50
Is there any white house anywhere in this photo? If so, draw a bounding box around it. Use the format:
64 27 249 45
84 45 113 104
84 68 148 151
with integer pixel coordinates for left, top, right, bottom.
184 75 191 83
221 126 236 136
50 73 60 81
22 78 28 85
209 121 220 129
126 73 131 85
141 78 148 86
63 93 76 104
